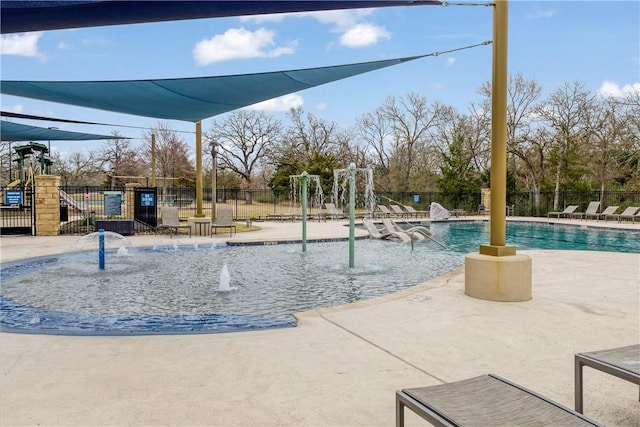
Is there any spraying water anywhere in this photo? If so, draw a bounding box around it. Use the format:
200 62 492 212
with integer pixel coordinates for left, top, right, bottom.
218 263 231 292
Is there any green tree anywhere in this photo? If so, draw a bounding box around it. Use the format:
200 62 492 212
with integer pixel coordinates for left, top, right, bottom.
437 134 481 209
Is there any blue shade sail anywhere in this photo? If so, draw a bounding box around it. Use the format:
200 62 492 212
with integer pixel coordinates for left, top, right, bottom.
1 1 441 34
1 121 121 141
1 55 426 122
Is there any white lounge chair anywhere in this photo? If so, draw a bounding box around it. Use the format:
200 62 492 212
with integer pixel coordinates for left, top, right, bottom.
377 205 399 218
608 206 640 223
548 205 579 218
381 218 427 241
595 206 618 221
362 219 410 242
389 204 408 218
324 203 345 220
570 201 601 220
402 205 429 218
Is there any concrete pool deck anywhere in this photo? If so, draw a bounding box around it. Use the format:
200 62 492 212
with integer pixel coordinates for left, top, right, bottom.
1 217 639 426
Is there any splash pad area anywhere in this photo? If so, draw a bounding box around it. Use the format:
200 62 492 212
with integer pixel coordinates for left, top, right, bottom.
1 222 639 336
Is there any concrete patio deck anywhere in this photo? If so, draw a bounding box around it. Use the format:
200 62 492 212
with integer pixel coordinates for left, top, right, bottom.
1 217 639 426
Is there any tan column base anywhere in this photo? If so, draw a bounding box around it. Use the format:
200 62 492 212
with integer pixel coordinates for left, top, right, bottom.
187 217 211 237
464 252 532 302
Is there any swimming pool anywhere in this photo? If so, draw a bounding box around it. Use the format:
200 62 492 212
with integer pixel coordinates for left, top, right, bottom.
1 221 638 335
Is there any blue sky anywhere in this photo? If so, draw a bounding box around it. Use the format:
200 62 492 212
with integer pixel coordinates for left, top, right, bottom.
1 1 638 158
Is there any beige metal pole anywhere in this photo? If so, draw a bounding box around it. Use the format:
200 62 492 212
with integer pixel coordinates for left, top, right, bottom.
211 142 217 222
195 121 204 217
150 133 156 187
489 0 507 248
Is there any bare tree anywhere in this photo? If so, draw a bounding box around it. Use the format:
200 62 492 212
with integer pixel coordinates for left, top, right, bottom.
536 81 594 209
55 150 104 186
357 108 393 191
582 96 635 195
98 131 143 187
142 121 195 188
206 110 282 191
284 107 339 157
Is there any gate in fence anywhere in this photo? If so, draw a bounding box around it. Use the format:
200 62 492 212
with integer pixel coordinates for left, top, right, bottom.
1 186 35 235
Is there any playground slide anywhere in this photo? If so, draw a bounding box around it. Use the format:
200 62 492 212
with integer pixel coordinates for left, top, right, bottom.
7 179 20 189
59 189 87 212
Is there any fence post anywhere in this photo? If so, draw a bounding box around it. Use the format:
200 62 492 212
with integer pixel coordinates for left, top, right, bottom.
34 175 60 236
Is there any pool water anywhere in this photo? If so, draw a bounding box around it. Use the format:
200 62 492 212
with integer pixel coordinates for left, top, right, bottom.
1 222 638 335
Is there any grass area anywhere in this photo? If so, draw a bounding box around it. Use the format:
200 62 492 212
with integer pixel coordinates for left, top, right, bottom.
233 221 261 233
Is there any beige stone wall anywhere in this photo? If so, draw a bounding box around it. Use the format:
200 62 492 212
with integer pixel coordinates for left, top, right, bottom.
34 175 61 236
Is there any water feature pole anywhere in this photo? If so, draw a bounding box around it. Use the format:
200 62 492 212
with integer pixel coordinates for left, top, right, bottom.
301 171 308 252
98 228 105 270
348 163 356 268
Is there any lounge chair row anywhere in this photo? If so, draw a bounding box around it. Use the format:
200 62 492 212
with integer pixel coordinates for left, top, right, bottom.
362 218 431 242
157 206 236 238
548 202 640 222
376 204 429 218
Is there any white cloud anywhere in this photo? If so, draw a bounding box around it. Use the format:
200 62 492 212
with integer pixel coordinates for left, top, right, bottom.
527 10 555 20
0 32 43 57
242 9 388 49
597 81 640 98
3 104 24 113
315 102 327 111
340 23 390 48
246 94 304 112
193 27 295 65
58 41 71 50
446 57 456 66
239 13 290 23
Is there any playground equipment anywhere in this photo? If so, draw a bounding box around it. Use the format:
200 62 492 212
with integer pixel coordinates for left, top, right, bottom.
8 142 51 191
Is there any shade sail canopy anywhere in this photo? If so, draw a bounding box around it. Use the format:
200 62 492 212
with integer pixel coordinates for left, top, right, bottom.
1 55 427 122
1 121 120 141
1 0 441 34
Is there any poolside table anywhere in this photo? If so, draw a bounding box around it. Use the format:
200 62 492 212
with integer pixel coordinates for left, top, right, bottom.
575 344 640 413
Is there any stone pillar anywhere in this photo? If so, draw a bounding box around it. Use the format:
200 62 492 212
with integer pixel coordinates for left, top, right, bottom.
481 188 491 211
125 183 142 219
34 175 61 236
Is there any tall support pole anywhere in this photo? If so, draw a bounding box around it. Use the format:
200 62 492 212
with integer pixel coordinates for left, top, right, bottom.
487 0 508 249
465 0 531 302
195 121 204 217
211 141 217 222
151 133 156 187
348 163 356 268
301 172 308 252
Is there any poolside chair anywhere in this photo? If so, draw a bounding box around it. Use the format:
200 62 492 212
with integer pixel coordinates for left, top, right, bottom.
157 206 191 238
325 203 345 220
402 205 429 218
376 205 398 218
396 374 602 427
608 206 640 223
211 205 236 236
548 205 579 219
594 206 618 221
570 201 600 220
362 219 411 242
390 204 408 218
381 218 426 241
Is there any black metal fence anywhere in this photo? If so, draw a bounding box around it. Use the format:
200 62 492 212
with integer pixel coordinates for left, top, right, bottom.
3 185 636 235
0 185 34 235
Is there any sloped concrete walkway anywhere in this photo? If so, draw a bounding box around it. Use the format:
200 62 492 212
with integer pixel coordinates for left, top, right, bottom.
1 218 638 426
